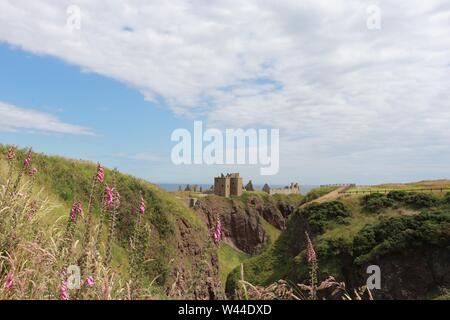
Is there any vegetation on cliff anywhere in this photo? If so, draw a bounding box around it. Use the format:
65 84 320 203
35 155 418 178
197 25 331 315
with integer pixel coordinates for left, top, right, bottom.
0 145 220 299
226 190 450 299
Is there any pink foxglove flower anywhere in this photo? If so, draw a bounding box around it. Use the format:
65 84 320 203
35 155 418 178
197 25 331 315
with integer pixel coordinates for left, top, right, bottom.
60 280 69 300
23 148 32 169
104 185 114 209
96 164 104 183
5 272 13 289
114 190 121 209
305 232 317 263
70 202 83 222
7 146 16 161
28 167 38 177
213 219 222 244
139 194 145 215
86 276 95 288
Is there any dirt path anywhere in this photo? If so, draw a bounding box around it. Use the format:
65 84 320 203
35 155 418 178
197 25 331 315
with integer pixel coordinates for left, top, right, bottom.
299 186 348 208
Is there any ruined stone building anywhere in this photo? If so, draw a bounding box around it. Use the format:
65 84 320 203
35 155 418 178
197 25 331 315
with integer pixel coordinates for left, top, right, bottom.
245 180 255 191
214 173 243 197
262 182 300 195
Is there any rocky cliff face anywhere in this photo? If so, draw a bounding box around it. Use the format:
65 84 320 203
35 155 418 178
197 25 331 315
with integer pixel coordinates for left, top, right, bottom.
349 248 450 300
257 200 294 230
167 216 223 300
195 195 297 254
226 199 450 300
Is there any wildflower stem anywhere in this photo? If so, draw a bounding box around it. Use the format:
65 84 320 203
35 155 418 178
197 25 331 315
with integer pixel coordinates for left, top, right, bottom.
83 176 97 246
106 170 118 266
1 157 15 206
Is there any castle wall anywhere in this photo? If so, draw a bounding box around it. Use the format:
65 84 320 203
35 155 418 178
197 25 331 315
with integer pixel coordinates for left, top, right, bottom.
214 177 230 197
230 177 243 197
214 173 242 197
265 183 300 195
268 188 299 195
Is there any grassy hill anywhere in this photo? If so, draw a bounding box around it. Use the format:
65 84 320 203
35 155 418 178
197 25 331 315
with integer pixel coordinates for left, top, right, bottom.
3 144 447 300
0 145 220 299
226 188 450 299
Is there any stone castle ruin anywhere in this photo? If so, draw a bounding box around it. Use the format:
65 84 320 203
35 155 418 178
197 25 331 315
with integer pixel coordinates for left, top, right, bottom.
213 173 299 197
262 182 300 195
214 173 243 197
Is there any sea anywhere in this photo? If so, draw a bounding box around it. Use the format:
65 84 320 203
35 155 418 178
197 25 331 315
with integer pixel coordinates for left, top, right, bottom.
158 183 318 195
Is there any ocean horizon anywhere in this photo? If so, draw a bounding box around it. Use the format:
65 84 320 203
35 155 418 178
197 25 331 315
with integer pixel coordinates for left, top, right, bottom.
158 183 318 195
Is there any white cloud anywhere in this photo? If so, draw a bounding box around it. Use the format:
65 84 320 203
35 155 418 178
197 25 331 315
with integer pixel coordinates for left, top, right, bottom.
0 101 93 135
0 1 449 182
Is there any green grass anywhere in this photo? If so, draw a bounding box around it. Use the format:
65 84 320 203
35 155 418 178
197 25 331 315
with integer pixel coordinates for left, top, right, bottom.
0 144 213 297
347 181 450 193
218 243 249 286
237 191 270 202
302 186 338 203
259 217 281 244
226 190 450 298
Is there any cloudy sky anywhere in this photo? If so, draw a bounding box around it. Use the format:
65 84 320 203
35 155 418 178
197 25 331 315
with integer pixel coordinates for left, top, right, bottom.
0 0 449 185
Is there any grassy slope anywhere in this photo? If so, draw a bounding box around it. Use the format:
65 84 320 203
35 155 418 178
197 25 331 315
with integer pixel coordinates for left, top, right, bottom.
301 186 339 203
0 145 210 296
226 188 450 298
204 191 303 287
347 180 450 192
218 243 249 286
259 218 281 244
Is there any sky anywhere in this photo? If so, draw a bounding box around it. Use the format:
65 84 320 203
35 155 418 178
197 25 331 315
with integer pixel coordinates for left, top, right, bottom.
0 0 449 185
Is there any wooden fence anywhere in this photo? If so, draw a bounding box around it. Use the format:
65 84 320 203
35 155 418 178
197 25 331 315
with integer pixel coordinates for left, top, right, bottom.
339 188 450 195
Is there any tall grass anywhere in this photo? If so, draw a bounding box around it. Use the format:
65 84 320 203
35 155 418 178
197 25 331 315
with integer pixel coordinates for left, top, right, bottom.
234 232 372 300
0 146 150 300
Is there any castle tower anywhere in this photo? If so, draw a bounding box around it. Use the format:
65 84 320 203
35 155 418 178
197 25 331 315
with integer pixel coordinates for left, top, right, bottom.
214 173 243 197
229 173 243 197
214 174 230 197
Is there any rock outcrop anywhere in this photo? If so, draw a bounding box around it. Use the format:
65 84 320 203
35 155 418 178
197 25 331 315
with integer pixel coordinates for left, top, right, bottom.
225 199 450 300
350 248 450 300
169 216 223 299
195 195 297 254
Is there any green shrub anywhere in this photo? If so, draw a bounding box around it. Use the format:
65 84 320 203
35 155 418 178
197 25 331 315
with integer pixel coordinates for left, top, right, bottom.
353 211 450 264
387 190 409 202
302 201 351 233
442 193 450 205
364 191 439 212
361 193 396 213
405 192 439 209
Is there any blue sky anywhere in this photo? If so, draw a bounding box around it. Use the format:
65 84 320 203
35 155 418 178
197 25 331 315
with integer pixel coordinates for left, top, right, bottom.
0 1 449 186
0 43 193 182
0 43 283 185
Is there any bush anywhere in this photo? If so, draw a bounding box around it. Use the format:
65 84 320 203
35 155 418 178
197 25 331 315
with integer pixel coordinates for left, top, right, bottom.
442 193 450 205
302 201 351 233
387 191 409 202
363 191 439 212
405 192 439 209
353 211 450 264
361 193 396 213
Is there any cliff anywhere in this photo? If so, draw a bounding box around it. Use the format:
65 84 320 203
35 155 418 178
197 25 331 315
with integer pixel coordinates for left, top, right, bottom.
194 193 301 254
0 145 222 299
226 191 450 300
